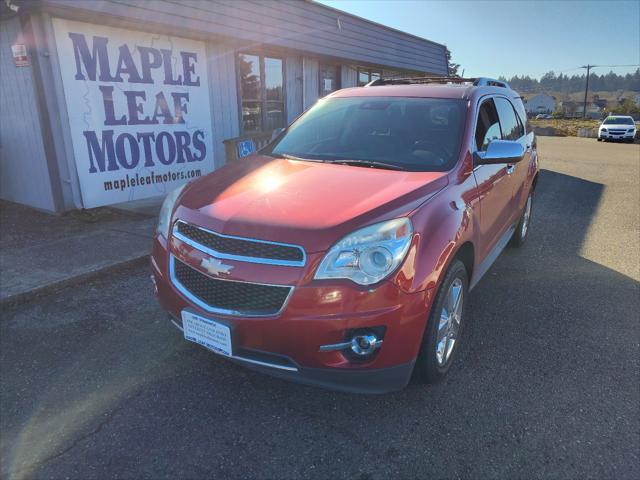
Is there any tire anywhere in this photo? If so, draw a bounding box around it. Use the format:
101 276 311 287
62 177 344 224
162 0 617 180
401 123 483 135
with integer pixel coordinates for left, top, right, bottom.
597 138 602 142
510 192 533 248
414 259 469 384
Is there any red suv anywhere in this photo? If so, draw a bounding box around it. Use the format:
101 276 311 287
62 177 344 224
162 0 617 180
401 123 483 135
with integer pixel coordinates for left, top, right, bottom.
151 77 539 394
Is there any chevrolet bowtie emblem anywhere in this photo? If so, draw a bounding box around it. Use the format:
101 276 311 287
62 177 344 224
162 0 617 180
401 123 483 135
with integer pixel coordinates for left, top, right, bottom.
200 257 234 277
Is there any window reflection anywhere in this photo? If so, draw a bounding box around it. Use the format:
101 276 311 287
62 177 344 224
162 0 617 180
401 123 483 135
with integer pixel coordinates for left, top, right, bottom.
265 57 283 101
239 54 261 100
242 101 262 132
358 68 382 86
238 54 284 133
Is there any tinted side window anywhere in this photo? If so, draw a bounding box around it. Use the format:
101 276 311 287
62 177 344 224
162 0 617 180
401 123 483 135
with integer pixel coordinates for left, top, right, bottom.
514 112 525 138
495 97 521 140
475 99 501 151
512 98 528 134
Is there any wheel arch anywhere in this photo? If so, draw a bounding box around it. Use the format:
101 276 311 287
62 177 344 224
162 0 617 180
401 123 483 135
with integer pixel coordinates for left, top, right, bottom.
454 241 475 281
532 171 540 192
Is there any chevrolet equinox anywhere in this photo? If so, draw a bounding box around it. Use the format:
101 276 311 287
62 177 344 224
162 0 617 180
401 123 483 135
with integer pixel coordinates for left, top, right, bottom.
151 77 539 394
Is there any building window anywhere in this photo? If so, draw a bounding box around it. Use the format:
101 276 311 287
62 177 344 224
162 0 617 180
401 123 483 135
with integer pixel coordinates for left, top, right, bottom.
357 67 382 86
238 53 284 133
319 64 340 97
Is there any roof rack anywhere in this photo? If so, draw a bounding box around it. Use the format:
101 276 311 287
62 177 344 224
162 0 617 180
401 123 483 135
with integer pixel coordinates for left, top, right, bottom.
365 76 510 89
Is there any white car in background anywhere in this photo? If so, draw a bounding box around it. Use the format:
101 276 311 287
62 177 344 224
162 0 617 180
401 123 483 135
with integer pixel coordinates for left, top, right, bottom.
597 115 637 143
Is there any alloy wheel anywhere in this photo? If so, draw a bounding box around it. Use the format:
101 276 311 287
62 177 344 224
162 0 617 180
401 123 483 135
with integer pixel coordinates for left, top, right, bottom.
436 278 463 366
521 195 532 238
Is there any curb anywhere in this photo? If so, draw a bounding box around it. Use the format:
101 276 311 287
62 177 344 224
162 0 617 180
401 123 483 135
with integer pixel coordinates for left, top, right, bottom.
0 255 150 309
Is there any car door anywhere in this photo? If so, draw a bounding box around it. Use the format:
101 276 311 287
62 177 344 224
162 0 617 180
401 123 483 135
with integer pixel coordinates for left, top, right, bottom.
508 98 534 214
472 97 514 260
493 96 529 225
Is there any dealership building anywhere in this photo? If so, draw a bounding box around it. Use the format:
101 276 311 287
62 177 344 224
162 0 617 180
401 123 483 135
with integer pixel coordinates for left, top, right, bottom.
0 0 448 213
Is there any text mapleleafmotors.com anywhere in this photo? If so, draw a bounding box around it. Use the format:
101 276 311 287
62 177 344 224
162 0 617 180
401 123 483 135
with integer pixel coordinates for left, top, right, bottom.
103 169 202 191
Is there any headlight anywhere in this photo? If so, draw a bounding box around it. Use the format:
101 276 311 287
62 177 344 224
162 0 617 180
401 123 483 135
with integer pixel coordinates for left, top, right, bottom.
628 128 635 133
314 218 413 286
156 184 187 239
601 127 607 132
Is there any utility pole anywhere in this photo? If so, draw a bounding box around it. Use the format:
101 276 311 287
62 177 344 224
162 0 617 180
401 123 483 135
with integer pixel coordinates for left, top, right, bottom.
581 64 595 119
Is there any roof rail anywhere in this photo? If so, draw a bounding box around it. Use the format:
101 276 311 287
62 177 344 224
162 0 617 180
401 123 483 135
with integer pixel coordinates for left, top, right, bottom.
365 76 511 89
473 77 511 88
365 76 473 86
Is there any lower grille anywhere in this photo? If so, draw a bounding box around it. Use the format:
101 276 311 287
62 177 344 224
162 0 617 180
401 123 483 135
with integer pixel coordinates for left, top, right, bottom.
171 257 292 316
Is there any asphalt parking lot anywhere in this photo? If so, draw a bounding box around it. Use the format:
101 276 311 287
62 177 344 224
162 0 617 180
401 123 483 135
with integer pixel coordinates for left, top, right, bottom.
1 137 638 479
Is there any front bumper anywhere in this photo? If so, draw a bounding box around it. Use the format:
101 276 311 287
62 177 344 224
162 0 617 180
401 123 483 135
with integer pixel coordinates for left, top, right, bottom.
599 130 636 140
151 235 433 394
229 355 415 394
169 314 414 394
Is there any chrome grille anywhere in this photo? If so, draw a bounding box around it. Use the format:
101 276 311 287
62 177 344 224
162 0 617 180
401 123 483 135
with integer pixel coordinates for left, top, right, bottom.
171 257 292 316
173 221 305 266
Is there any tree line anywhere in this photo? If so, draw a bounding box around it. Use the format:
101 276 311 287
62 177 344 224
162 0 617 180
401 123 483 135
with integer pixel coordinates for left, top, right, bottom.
498 69 640 93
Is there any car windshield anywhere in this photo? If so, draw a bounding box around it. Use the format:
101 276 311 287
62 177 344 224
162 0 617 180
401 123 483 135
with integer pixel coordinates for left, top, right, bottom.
603 117 634 125
264 97 467 172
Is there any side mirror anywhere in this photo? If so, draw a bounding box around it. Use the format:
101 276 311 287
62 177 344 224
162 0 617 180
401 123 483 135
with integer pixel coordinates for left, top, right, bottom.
473 140 525 166
271 127 285 141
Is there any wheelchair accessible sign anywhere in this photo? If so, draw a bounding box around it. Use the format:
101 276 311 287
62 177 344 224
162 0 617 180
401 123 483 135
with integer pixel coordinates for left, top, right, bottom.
237 139 255 158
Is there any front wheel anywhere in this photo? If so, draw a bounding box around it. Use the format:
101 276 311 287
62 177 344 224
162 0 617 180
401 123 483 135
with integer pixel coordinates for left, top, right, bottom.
414 259 469 384
510 192 533 247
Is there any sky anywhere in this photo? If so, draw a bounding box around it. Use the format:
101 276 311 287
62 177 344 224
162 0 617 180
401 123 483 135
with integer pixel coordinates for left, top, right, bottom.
316 0 640 79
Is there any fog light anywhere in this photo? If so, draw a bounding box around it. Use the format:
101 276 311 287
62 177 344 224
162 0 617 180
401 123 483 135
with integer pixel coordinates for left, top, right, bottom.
351 334 379 356
318 328 385 355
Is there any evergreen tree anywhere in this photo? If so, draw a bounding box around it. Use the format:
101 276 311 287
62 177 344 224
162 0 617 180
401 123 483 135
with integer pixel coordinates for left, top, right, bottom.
504 69 640 93
445 48 460 77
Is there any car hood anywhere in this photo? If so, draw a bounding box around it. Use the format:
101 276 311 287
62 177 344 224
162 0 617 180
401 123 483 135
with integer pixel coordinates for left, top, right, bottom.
175 155 448 253
601 123 634 129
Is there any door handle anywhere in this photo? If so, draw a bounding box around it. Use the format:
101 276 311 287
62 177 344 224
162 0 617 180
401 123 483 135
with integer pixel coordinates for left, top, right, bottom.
506 164 515 174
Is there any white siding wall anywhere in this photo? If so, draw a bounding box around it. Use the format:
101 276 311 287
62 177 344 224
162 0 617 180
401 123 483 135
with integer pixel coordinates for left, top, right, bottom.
286 56 303 123
0 17 56 211
341 64 358 88
302 57 319 110
206 41 241 168
43 0 449 75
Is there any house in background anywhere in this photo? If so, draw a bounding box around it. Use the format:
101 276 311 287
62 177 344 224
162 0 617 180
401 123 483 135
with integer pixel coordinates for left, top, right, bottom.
558 100 578 117
558 100 602 119
524 93 556 114
574 103 603 119
592 94 608 110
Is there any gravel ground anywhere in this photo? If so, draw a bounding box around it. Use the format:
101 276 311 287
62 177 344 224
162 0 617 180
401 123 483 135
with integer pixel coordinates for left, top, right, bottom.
1 137 638 479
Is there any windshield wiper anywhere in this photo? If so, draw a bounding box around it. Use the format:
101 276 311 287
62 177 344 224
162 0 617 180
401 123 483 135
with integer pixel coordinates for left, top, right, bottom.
279 153 325 163
327 159 407 171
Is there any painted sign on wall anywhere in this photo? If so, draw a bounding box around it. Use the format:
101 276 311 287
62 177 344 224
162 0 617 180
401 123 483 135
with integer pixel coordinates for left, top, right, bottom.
11 44 29 67
52 19 214 208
